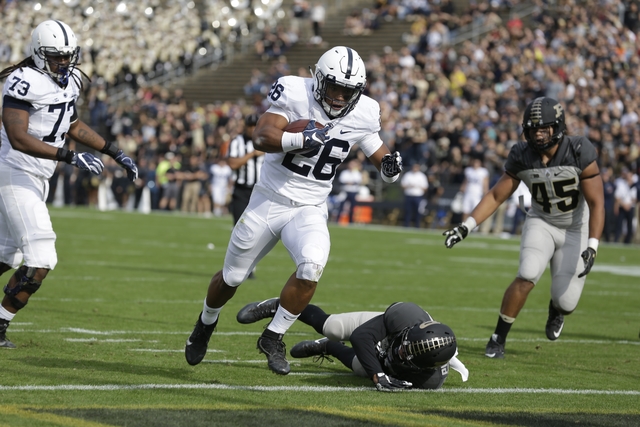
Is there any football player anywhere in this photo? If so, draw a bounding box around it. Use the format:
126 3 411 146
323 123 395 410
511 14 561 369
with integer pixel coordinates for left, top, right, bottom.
443 97 604 358
0 20 138 348
185 46 403 374
236 298 468 391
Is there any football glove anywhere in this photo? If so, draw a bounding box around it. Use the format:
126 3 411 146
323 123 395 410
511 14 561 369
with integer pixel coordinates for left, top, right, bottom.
114 149 139 181
301 120 330 151
578 247 596 278
71 152 104 175
381 152 403 178
375 373 412 392
443 224 469 249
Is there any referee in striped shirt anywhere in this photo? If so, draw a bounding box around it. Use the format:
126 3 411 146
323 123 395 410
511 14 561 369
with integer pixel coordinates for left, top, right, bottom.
227 113 264 225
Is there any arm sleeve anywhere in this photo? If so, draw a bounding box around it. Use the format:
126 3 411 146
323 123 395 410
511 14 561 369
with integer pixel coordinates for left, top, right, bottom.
349 316 387 379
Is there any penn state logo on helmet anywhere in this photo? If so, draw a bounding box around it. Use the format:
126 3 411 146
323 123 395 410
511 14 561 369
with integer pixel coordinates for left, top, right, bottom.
31 20 80 86
312 46 366 119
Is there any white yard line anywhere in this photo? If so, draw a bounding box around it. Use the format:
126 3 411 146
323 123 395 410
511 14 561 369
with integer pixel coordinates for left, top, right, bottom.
0 383 637 394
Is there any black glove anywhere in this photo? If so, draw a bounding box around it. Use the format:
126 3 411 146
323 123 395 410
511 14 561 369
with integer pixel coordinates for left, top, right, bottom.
578 247 596 278
114 150 139 181
381 152 403 178
443 224 469 249
301 120 330 151
71 152 104 175
374 372 412 392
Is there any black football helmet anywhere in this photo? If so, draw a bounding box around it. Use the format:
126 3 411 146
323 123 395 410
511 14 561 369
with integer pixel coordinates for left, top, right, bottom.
387 321 457 371
522 97 566 152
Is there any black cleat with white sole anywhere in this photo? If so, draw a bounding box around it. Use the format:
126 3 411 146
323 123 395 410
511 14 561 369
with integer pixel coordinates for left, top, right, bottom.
545 300 564 341
185 312 217 366
257 328 290 375
236 298 279 324
485 334 505 359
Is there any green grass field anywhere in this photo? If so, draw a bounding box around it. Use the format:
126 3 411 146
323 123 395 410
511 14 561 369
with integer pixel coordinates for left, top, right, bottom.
0 207 638 427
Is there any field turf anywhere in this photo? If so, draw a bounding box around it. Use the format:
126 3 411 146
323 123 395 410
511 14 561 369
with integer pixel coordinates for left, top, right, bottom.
0 207 638 427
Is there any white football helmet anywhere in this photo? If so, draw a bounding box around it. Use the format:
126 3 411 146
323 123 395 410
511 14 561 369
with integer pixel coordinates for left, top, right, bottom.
313 46 366 119
31 20 80 86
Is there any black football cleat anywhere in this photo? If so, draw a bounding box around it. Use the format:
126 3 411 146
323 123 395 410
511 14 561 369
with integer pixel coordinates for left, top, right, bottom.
185 313 217 366
545 300 565 341
236 298 279 324
290 337 330 359
257 329 290 375
485 334 505 359
0 320 15 349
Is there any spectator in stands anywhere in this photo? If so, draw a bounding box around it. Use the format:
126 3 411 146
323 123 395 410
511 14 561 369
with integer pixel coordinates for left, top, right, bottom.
601 167 617 242
401 163 429 228
209 157 233 217
614 167 637 244
157 152 182 211
337 159 365 224
309 2 326 45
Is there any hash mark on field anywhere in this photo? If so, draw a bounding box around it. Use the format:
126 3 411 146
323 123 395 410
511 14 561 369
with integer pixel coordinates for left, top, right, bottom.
0 384 638 395
64 338 156 343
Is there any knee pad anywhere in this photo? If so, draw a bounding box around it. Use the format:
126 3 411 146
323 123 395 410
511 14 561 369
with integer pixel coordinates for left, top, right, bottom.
296 262 324 282
3 266 42 309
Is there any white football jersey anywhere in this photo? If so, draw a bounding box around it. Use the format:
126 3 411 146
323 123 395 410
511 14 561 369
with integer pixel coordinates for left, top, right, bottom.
258 76 383 205
1 67 81 179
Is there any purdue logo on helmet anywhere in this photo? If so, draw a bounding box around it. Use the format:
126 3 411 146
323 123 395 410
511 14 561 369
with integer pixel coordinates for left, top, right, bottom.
398 321 457 370
522 97 566 152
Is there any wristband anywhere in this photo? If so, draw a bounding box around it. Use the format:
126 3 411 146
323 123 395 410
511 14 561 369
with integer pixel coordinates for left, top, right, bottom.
56 147 75 164
380 171 399 183
100 141 119 158
281 131 304 152
587 238 599 253
462 217 477 231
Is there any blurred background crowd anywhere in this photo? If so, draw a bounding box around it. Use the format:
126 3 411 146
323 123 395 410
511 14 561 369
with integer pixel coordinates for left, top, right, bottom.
0 0 638 244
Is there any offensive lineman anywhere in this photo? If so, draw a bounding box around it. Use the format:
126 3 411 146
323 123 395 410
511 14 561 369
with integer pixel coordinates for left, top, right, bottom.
236 298 468 391
185 46 403 374
0 20 138 348
443 97 604 358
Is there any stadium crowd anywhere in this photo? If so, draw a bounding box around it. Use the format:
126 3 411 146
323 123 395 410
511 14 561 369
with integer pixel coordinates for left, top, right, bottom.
1 0 638 243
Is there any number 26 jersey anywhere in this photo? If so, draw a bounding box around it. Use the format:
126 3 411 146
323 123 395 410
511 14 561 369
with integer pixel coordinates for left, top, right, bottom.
260 76 383 206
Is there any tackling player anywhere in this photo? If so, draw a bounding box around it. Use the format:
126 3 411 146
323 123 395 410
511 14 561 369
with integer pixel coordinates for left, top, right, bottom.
236 298 468 391
0 20 138 348
443 97 604 358
185 46 403 374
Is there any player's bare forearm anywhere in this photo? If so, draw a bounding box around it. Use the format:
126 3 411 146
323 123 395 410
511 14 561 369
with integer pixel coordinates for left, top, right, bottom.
3 107 59 159
470 173 519 224
368 145 391 171
253 112 290 153
580 161 604 240
67 120 107 151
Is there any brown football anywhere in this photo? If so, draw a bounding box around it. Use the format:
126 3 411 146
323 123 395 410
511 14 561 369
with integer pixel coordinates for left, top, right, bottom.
284 119 326 154
284 119 325 133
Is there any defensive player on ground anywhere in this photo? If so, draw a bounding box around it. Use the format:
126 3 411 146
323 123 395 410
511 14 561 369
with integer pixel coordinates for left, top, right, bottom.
0 20 138 348
237 298 468 390
443 97 604 359
185 46 403 374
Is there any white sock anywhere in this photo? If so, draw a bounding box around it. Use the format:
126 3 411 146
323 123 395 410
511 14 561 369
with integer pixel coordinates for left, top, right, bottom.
200 299 221 325
0 306 15 322
267 305 299 334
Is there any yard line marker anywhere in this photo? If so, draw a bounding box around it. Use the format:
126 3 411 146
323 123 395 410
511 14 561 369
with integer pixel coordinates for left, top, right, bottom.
0 384 638 395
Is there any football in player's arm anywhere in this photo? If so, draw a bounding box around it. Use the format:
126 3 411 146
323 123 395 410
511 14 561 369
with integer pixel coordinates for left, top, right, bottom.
236 298 469 391
0 20 138 348
185 46 403 375
443 97 604 359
